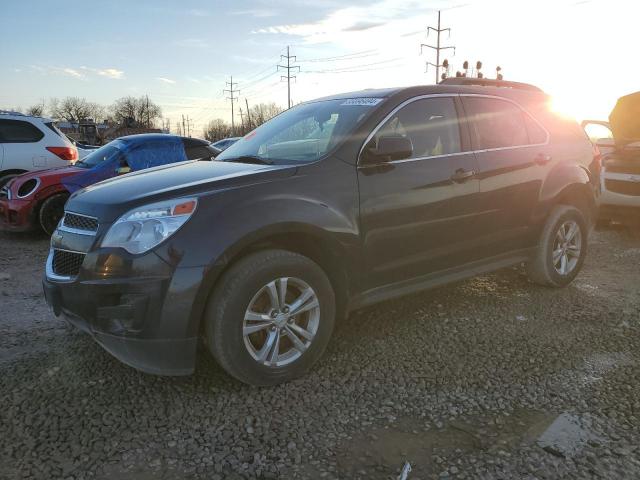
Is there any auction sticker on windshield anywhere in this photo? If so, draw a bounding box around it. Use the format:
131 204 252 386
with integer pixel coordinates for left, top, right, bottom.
340 98 383 106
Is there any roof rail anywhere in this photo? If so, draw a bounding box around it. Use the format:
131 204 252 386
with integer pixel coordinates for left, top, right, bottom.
0 110 27 116
439 77 543 92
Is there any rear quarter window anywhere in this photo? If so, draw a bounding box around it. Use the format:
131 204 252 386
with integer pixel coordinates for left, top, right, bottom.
0 119 45 143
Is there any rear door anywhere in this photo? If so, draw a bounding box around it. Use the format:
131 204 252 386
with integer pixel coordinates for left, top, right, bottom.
357 95 482 290
0 119 46 171
460 95 551 255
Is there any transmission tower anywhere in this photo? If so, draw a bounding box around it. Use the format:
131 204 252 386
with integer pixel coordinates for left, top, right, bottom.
421 10 456 84
278 46 300 109
224 76 240 134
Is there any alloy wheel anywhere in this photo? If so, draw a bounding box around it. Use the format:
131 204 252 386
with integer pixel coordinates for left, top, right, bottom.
242 277 320 367
552 220 582 275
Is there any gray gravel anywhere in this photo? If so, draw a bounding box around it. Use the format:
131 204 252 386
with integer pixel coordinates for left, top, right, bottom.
1 226 639 479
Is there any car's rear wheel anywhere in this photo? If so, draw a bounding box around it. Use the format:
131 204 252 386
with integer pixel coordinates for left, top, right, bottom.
204 249 335 386
527 205 588 287
39 193 68 235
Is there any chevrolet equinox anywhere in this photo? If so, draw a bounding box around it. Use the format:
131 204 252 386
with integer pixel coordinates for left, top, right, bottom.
43 79 600 385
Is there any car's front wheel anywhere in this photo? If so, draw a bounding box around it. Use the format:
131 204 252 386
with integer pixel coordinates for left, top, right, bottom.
527 204 588 287
204 249 336 386
39 193 68 235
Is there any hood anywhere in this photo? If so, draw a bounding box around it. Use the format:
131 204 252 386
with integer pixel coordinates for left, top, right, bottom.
66 160 297 222
609 91 640 147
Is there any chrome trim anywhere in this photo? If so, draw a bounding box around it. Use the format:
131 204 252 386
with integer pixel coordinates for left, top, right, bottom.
16 178 41 199
58 224 97 236
45 248 81 282
357 93 551 166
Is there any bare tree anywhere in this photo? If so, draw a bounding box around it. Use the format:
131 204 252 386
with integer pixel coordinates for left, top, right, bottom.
26 104 45 117
203 119 232 142
247 103 283 128
111 96 162 127
48 97 106 122
203 103 284 141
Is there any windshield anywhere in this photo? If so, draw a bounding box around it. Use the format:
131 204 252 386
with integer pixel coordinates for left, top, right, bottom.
75 142 123 169
216 98 381 165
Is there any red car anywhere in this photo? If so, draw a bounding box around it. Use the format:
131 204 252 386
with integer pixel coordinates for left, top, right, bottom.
0 134 219 234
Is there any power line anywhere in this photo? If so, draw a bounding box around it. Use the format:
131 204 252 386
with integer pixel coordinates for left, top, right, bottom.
421 10 456 84
304 57 404 74
223 75 239 134
298 49 380 63
278 46 300 109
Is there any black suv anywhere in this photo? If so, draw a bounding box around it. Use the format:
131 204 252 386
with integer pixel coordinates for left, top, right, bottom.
44 80 599 385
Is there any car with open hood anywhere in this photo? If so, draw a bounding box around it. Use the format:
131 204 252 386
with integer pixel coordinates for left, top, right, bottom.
582 91 640 225
43 80 599 385
0 134 219 234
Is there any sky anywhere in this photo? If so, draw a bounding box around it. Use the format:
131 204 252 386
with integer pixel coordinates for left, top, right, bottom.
1 0 638 137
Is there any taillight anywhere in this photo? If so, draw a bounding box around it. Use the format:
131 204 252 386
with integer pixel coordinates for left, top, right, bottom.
46 146 78 161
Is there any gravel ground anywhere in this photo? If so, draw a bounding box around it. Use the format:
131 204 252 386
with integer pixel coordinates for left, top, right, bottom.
1 226 639 480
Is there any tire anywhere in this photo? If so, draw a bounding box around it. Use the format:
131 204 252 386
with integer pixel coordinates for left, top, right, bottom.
527 205 588 287
0 174 19 189
204 249 336 386
39 193 69 235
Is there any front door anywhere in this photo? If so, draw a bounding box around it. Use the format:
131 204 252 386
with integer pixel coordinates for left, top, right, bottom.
358 96 481 290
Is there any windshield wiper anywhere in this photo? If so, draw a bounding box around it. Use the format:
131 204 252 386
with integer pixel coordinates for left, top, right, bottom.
225 155 274 165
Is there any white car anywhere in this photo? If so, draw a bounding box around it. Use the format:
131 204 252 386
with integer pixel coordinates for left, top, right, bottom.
582 92 640 226
0 111 78 187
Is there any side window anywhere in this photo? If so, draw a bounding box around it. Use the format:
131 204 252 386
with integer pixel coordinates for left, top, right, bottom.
370 97 461 159
523 113 548 144
463 97 529 149
0 119 45 143
186 145 216 160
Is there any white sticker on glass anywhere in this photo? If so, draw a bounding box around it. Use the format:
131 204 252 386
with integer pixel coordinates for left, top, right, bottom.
340 98 383 106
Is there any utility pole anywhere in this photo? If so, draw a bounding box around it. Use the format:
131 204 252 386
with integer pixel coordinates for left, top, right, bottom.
239 108 245 133
182 114 186 137
146 95 150 127
245 98 252 130
224 76 239 135
278 46 300 109
421 10 455 84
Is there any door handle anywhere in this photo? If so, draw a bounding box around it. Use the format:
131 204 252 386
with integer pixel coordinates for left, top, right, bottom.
534 153 552 165
450 168 476 183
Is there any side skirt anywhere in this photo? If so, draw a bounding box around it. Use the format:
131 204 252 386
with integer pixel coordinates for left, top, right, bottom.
348 249 534 311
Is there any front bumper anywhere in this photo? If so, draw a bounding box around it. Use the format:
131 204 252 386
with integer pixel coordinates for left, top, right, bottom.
43 247 209 376
0 197 37 232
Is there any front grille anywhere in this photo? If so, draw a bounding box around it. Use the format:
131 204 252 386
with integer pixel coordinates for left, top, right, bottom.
52 249 85 277
63 212 98 232
605 179 640 196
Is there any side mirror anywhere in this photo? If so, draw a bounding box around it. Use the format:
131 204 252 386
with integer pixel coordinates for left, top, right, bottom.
116 166 131 175
366 134 413 163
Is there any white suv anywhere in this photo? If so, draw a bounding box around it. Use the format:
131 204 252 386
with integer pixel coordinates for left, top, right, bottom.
582 91 640 226
0 111 78 187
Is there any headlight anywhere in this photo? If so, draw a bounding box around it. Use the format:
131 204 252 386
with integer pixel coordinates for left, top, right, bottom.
101 198 197 254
